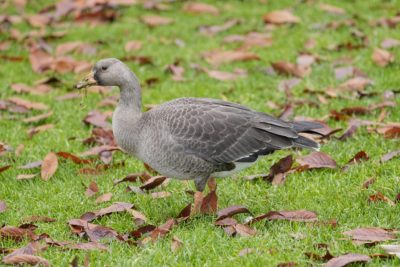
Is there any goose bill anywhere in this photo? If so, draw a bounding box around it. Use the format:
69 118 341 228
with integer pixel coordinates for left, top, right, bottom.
75 71 97 89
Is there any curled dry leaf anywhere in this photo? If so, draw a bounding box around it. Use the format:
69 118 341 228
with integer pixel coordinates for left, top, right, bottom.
342 151 369 171
22 111 53 123
83 110 111 129
361 177 375 189
41 152 58 181
68 242 108 251
200 190 218 214
141 15 173 27
0 165 11 173
0 225 37 241
139 176 167 191
377 125 400 139
224 32 272 50
56 151 92 164
28 124 55 138
368 192 396 206
150 218 176 241
183 2 219 15
216 205 251 221
206 68 247 81
296 152 337 169
372 48 394 67
340 77 374 91
343 227 397 245
68 219 123 242
234 224 257 237
265 155 293 185
129 209 147 226
324 253 371 267
80 202 134 222
319 4 345 14
263 10 300 24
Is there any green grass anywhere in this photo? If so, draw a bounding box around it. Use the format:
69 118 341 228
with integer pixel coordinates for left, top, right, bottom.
1 0 400 266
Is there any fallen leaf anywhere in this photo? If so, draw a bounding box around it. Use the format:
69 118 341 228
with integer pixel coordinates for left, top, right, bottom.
27 124 55 138
0 165 11 173
176 203 192 222
83 110 111 129
80 202 134 222
182 2 219 15
56 151 92 164
0 226 36 241
263 10 300 25
200 190 218 214
85 181 99 197
113 173 147 185
95 193 113 204
342 151 369 171
340 77 374 91
272 61 311 78
22 111 53 123
203 50 259 66
8 97 49 110
21 216 56 224
171 236 183 252
251 210 318 223
319 4 345 14
140 176 167 191
141 15 173 27
296 152 337 169
368 192 396 206
216 205 251 221
18 161 42 170
151 191 172 199
361 177 375 189
41 152 58 181
199 19 240 36
381 149 400 162
68 219 123 242
0 201 6 213
129 209 147 226
215 217 238 226
381 38 400 49
372 48 394 67
277 262 298 267
377 125 400 139
130 225 157 239
234 224 256 237
265 155 293 185
29 46 53 73
2 254 50 266
206 68 247 81
223 32 272 50
68 242 108 251
343 227 397 245
380 244 400 259
124 40 142 52
16 174 37 180
150 218 176 241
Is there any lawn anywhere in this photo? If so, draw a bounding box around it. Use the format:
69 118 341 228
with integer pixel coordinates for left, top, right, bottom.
1 0 400 266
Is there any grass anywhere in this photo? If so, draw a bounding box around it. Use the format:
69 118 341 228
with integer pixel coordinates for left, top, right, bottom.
1 0 400 266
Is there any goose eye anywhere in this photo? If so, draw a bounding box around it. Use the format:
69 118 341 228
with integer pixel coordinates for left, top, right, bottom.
101 66 108 71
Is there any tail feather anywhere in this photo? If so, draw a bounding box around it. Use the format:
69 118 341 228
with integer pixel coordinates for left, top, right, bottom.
291 121 323 151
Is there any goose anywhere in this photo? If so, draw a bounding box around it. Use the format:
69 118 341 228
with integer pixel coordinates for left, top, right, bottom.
75 58 322 214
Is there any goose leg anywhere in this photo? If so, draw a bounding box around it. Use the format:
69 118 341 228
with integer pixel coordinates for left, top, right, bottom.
192 176 208 215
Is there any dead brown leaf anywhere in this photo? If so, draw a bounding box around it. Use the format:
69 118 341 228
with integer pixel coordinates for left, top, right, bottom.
8 97 49 110
68 242 108 251
224 32 272 50
234 224 257 237
95 193 113 204
216 205 251 221
141 15 173 27
340 77 374 91
151 191 172 199
200 190 218 214
124 40 142 52
377 125 400 139
199 19 240 36
41 152 58 181
272 61 311 78
18 161 42 170
2 254 50 266
368 192 396 206
56 151 92 164
56 41 96 56
21 216 56 224
264 155 293 185
324 253 371 267
85 181 99 197
129 209 147 226
203 50 259 66
68 219 123 242
22 111 53 123
182 2 219 15
140 176 167 191
381 38 400 49
16 174 37 180
372 48 394 67
343 227 397 245
381 149 400 162
342 151 369 171
29 46 53 73
361 177 375 189
319 4 345 14
263 10 300 25
0 165 11 173
250 210 317 223
206 68 247 81
296 152 337 169
27 124 55 138
80 202 134 222
150 218 176 241
0 226 36 242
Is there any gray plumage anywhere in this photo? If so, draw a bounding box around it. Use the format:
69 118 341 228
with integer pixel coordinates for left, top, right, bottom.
83 58 322 191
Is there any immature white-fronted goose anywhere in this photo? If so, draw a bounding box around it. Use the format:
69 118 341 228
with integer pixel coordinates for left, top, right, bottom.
76 58 322 214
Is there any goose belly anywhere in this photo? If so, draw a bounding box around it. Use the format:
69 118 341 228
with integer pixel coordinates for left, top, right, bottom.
212 161 255 177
